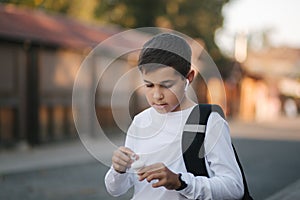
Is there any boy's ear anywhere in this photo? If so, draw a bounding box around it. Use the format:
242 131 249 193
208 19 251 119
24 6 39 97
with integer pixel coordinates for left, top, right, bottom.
186 70 195 83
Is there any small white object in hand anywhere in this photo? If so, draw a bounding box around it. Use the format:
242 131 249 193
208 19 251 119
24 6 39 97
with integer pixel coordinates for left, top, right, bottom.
130 154 145 171
130 154 138 161
131 160 145 171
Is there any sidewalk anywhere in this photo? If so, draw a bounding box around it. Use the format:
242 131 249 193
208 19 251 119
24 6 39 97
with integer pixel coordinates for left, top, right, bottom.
0 139 95 175
229 116 300 141
0 134 127 175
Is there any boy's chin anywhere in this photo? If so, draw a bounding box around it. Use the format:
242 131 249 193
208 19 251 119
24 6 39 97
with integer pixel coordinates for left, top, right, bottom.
151 103 169 113
154 108 168 114
152 104 180 113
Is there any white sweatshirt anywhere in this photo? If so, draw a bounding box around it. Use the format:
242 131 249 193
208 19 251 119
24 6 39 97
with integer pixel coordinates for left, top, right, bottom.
105 106 244 200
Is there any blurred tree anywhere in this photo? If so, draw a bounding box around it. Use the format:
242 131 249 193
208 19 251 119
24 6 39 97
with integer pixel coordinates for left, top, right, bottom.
94 0 232 76
1 0 233 77
0 0 99 22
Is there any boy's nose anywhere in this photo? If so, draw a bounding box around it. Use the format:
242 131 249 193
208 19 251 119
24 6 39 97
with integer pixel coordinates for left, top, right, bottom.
153 89 163 100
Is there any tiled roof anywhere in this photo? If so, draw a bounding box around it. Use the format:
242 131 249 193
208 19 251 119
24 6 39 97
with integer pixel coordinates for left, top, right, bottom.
0 4 122 50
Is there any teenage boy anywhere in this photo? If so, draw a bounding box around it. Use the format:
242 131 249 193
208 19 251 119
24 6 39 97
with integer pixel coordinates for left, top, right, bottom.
105 33 244 199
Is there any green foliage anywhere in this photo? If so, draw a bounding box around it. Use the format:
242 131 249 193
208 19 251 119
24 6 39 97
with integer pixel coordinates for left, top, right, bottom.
94 0 231 70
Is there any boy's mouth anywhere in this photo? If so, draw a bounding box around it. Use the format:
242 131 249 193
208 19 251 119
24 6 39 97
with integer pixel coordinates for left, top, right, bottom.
152 103 168 110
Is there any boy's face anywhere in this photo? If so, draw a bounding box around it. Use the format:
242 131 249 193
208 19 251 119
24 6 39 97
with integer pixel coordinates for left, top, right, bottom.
141 67 188 114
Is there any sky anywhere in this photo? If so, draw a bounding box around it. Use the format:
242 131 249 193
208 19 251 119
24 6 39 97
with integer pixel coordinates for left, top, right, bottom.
216 0 300 56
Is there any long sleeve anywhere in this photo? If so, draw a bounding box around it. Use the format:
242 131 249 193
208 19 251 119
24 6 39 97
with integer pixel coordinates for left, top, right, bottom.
104 123 136 197
178 112 244 200
104 166 134 197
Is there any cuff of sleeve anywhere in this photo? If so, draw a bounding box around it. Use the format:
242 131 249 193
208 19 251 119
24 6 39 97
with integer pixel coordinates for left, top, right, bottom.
177 173 212 200
176 172 194 197
175 173 188 191
109 166 131 182
105 166 132 196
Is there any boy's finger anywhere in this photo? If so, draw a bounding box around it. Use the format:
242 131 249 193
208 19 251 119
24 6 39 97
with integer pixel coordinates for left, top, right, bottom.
138 172 149 181
119 146 136 159
112 156 129 167
113 151 129 164
114 148 132 163
138 163 164 175
137 168 155 181
152 179 165 188
146 172 163 183
113 163 126 172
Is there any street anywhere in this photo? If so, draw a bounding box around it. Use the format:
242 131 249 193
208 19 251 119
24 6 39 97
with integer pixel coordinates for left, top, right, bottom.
233 138 300 199
1 118 300 200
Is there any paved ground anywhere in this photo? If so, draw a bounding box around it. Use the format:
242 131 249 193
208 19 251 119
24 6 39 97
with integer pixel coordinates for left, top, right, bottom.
233 138 300 199
0 160 133 200
0 117 300 200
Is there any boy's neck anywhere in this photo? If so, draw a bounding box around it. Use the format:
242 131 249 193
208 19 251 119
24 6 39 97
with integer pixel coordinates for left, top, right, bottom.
172 97 196 112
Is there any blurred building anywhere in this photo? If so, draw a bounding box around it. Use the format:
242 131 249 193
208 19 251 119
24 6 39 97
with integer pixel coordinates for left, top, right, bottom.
239 47 300 121
0 4 151 148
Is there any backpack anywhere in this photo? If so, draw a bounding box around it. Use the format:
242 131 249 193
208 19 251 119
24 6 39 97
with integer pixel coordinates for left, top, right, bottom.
182 104 253 200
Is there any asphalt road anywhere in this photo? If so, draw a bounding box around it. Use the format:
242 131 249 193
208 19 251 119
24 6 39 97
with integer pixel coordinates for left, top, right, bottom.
233 138 300 199
1 138 300 200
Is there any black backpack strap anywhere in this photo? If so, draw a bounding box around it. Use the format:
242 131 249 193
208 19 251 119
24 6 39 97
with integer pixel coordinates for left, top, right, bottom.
182 104 253 200
232 145 253 200
182 104 208 176
182 104 223 176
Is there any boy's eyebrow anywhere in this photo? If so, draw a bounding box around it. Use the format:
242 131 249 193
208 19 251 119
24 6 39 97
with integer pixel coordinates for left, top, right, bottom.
143 79 176 84
160 80 176 84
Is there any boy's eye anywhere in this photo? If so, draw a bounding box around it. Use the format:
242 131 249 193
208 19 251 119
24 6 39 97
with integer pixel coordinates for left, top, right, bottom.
145 83 154 88
161 84 173 88
144 82 173 88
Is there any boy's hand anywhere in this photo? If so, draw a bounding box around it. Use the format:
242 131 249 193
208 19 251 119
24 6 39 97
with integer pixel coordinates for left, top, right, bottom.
112 146 136 174
137 163 181 190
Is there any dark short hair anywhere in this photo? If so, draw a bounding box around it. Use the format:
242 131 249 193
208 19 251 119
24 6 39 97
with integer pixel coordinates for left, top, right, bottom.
138 33 191 77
